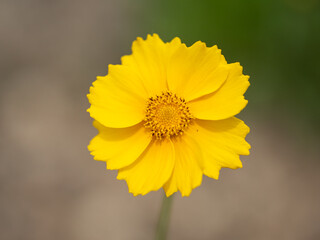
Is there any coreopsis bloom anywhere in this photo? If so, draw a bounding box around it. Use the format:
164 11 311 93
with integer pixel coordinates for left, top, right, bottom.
88 34 250 197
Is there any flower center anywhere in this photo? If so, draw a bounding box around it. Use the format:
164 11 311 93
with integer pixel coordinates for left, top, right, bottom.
144 92 194 139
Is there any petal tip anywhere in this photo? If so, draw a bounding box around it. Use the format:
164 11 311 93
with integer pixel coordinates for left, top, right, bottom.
170 36 181 44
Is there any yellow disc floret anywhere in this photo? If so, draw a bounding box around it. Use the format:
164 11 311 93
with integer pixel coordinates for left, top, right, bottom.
144 92 194 139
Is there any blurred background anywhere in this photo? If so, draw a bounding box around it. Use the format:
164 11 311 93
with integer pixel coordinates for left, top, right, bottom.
1 0 319 239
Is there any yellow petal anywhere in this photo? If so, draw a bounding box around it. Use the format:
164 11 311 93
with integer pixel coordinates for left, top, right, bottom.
165 37 183 59
188 63 250 120
121 34 169 96
167 41 228 101
88 121 151 170
163 135 203 197
117 139 175 196
87 64 147 128
107 64 149 99
187 118 250 179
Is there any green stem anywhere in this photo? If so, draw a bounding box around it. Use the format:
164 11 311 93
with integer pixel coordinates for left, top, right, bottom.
155 194 174 240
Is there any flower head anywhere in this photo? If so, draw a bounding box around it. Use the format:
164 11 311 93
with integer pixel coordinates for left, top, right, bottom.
87 34 250 197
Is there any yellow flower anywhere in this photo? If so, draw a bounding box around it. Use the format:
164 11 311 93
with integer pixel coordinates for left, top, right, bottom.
87 34 250 197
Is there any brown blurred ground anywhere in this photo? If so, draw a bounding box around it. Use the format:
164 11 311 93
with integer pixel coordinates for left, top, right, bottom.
1 1 320 240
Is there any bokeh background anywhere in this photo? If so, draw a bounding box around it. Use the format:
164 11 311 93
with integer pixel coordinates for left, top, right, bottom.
1 0 320 239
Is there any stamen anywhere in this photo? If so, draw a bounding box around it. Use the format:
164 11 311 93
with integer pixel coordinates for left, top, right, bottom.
144 92 194 140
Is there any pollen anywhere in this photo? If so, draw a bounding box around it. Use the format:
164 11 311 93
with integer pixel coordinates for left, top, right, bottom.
144 92 194 140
